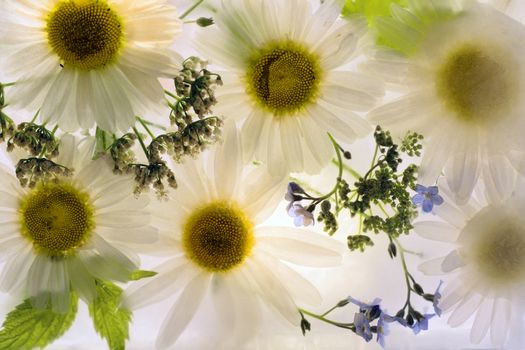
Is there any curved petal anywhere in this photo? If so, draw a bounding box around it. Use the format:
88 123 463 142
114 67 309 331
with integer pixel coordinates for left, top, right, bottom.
247 256 301 326
256 227 343 267
156 272 211 349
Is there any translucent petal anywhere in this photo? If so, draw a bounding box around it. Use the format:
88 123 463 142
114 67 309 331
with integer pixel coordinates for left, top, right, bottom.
156 273 210 349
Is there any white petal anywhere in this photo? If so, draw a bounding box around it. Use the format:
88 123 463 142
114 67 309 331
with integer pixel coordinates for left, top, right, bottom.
300 115 332 172
241 171 285 224
156 273 210 349
26 254 52 297
483 154 516 203
490 298 511 346
79 247 134 282
214 121 242 199
441 249 465 272
413 221 459 242
440 278 471 312
49 260 70 312
0 244 33 293
0 237 25 261
418 257 447 275
317 23 358 70
98 226 158 245
448 290 482 327
446 133 480 204
419 132 457 186
470 297 493 344
248 256 301 326
257 253 321 306
67 258 97 302
125 258 194 310
280 117 304 171
256 227 343 267
433 202 467 229
211 274 261 345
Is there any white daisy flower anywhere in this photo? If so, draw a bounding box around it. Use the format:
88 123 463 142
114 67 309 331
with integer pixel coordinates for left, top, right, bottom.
124 124 344 349
367 1 525 203
196 0 383 175
415 182 525 346
0 0 182 132
0 135 157 312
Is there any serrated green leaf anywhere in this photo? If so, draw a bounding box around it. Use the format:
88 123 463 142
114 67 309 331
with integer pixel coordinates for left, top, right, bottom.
129 270 158 281
89 280 132 350
0 293 78 350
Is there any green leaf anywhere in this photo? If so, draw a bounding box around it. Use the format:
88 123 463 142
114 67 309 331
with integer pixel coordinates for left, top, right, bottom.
129 270 158 281
89 280 132 350
342 0 408 23
0 293 78 350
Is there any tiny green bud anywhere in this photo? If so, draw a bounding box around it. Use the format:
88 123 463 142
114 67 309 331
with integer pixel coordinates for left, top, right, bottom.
413 283 424 295
196 17 214 27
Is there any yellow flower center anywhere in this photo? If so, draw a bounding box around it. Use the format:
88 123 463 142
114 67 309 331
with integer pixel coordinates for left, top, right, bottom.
182 201 254 273
46 0 124 70
19 182 95 257
436 44 514 123
246 41 321 116
466 209 525 286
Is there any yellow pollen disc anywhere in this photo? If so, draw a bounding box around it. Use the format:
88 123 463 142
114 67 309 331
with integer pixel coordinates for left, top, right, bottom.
436 44 513 123
182 201 254 273
246 41 321 116
46 0 124 70
19 182 94 257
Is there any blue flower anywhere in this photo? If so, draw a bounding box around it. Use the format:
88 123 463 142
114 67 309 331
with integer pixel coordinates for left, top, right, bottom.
287 203 315 227
354 312 373 342
284 182 306 202
412 314 435 334
346 296 381 310
346 296 382 319
412 184 443 213
376 313 391 347
432 281 443 316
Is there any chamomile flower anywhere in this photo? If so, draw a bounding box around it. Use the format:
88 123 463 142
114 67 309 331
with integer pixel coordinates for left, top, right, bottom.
367 1 525 203
124 125 343 349
0 135 156 312
0 0 181 132
196 0 383 175
416 183 525 346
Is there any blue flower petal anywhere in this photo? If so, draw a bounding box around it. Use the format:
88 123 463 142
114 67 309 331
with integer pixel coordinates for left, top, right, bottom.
428 186 439 195
432 194 444 205
412 193 424 205
415 184 427 194
422 199 433 213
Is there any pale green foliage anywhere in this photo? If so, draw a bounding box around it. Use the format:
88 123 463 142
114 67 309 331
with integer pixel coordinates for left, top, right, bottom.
342 0 408 23
129 270 158 281
0 293 78 350
89 280 132 350
371 0 459 55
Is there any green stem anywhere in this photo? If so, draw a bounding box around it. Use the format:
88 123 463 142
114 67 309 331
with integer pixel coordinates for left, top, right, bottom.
370 144 379 169
30 110 40 124
314 133 344 201
332 159 362 180
179 0 205 20
132 126 149 159
395 238 412 310
164 89 182 101
321 305 340 318
136 117 155 139
300 309 354 329
377 203 390 217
